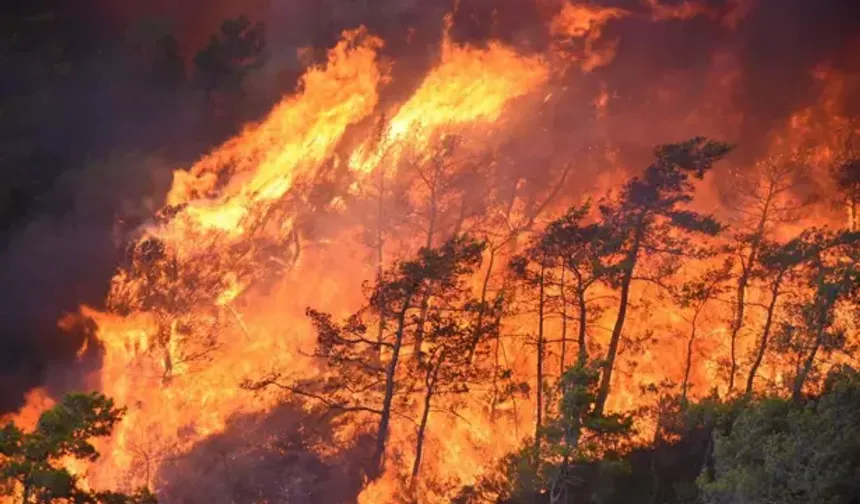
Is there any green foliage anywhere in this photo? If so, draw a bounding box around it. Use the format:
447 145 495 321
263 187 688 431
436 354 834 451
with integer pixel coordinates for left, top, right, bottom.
498 360 635 503
765 229 860 399
699 366 860 504
0 392 155 503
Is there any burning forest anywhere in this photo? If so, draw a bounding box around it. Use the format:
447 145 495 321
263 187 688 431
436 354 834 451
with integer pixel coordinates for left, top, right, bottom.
1 0 859 503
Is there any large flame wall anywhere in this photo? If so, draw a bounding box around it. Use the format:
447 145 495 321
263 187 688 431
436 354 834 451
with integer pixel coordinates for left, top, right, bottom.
3 1 859 502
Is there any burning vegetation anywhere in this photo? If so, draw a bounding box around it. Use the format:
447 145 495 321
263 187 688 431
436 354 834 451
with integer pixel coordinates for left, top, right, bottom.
1 0 860 503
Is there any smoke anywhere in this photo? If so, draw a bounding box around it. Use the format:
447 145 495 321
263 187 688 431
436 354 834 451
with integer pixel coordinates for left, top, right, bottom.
0 150 176 411
727 0 860 155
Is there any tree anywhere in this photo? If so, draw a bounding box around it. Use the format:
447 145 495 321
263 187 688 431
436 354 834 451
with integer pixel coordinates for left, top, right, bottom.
500 361 634 504
509 236 553 461
673 262 731 404
473 159 572 422
509 202 618 462
545 361 634 504
0 392 156 503
741 230 830 397
745 228 853 396
245 236 486 480
834 157 860 232
401 135 485 359
407 269 502 483
721 153 813 393
532 203 617 367
774 230 860 401
592 137 731 415
699 366 860 504
830 125 860 231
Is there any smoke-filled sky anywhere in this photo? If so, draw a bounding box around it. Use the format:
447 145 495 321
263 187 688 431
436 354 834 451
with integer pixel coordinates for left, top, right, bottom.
91 0 860 152
0 0 858 413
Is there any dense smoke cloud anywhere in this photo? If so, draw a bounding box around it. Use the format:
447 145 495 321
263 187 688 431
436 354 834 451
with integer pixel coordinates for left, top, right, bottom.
0 0 857 415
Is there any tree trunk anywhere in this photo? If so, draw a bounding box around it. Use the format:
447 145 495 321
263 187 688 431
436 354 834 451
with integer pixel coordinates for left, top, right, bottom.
414 168 439 360
467 244 497 362
792 334 823 402
728 196 770 393
791 269 845 401
375 168 386 359
595 217 645 416
575 272 589 366
559 265 568 375
745 273 783 396
681 309 702 404
372 302 409 477
535 259 547 458
412 358 442 483
727 268 748 394
490 309 505 422
792 308 829 402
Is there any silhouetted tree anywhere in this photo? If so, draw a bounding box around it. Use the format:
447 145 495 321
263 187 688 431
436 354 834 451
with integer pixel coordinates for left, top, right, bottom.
830 126 860 231
408 274 502 483
500 360 634 504
593 137 731 415
743 232 823 396
721 153 813 393
775 230 860 400
246 236 486 480
834 157 860 232
0 392 156 503
510 202 619 464
673 262 731 404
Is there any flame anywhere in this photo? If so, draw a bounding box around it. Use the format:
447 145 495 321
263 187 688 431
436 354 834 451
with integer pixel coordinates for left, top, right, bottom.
166 27 386 234
549 2 628 72
3 4 857 504
1 21 551 502
350 19 549 176
1 388 54 431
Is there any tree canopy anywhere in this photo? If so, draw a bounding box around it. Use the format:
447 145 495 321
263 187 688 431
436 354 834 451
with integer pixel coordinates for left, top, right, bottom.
0 392 155 504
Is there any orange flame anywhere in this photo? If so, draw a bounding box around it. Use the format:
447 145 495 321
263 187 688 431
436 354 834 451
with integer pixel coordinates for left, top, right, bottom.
2 4 857 504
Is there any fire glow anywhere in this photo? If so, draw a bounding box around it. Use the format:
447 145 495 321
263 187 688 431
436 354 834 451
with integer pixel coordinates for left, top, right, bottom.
2 1 858 503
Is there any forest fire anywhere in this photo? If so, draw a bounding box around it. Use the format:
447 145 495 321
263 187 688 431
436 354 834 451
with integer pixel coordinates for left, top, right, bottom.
1 0 858 503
